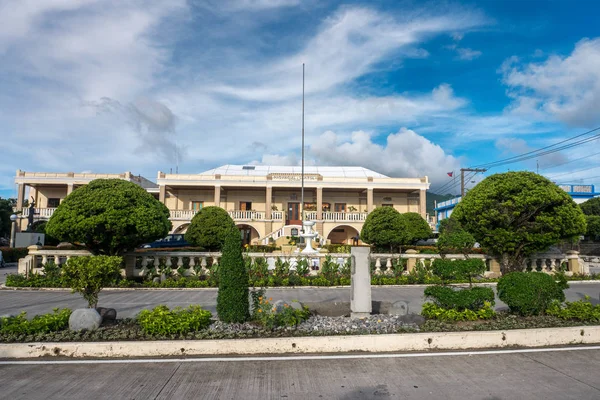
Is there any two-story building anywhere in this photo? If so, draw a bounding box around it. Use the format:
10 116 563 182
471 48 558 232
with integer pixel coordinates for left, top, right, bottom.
14 165 430 246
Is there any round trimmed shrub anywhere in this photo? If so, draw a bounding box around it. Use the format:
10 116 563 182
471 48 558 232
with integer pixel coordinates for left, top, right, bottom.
424 285 495 311
497 272 566 316
185 206 236 251
216 230 249 323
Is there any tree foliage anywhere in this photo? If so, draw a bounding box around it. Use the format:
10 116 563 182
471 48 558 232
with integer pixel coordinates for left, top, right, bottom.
185 206 237 251
399 212 431 243
62 255 122 308
437 217 476 256
0 198 16 239
46 179 171 255
585 215 600 240
451 172 586 273
216 230 249 323
580 197 600 216
361 208 431 251
360 207 408 251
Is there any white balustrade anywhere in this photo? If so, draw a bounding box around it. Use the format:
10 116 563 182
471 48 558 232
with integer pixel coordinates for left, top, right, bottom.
271 211 283 220
21 208 56 219
321 212 368 222
169 210 199 220
228 210 265 220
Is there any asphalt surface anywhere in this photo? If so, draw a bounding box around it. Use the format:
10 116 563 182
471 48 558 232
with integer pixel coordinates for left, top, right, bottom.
0 280 599 318
1 348 599 399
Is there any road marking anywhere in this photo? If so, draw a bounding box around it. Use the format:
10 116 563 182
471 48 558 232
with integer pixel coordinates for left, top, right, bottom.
2 346 600 365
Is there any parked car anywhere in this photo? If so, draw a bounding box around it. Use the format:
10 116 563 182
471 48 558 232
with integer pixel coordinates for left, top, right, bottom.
140 234 190 249
0 250 5 268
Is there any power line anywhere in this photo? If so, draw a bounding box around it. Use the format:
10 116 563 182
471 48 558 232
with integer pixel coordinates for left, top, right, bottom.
471 126 600 169
435 171 477 195
545 164 600 180
539 150 600 172
556 174 600 184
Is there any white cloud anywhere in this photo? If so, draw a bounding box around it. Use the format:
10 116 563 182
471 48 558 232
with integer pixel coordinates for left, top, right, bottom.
309 128 460 187
501 37 600 127
445 44 482 60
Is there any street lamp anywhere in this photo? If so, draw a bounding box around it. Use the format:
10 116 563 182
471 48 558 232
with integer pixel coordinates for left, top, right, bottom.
9 214 20 248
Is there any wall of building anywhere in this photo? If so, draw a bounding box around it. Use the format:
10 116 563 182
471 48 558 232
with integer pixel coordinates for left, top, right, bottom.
165 188 215 210
223 189 268 211
33 186 68 208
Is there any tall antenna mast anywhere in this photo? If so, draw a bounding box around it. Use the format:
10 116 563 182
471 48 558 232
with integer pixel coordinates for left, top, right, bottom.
301 63 305 226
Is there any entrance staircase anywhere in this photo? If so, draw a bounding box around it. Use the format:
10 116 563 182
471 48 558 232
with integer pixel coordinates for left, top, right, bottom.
261 225 325 246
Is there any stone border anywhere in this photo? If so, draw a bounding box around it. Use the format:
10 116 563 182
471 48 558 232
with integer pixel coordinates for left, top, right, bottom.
1 326 598 358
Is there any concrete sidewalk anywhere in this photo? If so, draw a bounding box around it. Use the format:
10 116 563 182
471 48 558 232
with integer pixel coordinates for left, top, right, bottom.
1 348 599 399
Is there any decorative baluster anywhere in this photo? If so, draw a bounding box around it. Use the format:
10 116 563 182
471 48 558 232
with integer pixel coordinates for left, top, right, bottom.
54 255 61 267
386 258 392 275
41 254 48 265
189 256 196 275
177 256 184 276
201 257 208 275
375 257 381 275
141 256 149 277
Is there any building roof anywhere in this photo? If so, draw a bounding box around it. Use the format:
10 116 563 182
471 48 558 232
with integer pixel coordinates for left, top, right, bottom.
198 165 389 178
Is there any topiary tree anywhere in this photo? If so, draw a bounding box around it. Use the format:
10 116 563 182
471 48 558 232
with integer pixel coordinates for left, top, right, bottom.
585 215 600 240
497 271 567 316
360 207 409 252
580 197 600 216
399 212 431 244
451 172 586 273
62 255 123 308
46 179 171 255
185 206 237 251
437 217 476 257
217 229 249 323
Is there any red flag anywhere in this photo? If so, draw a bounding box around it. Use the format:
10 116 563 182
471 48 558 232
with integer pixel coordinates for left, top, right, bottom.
447 172 453 177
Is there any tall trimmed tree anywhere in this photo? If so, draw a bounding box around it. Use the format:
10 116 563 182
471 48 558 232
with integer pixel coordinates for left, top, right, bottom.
451 172 586 273
360 207 408 252
217 229 250 323
399 212 432 243
46 179 171 255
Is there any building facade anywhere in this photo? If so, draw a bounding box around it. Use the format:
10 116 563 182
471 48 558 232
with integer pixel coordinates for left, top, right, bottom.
14 165 430 245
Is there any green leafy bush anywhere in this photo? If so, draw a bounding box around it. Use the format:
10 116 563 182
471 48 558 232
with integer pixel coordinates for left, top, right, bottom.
46 179 171 255
320 255 340 283
424 285 495 311
421 302 495 321
254 297 310 329
322 244 351 253
185 206 237 251
497 272 567 316
62 255 123 308
216 230 249 323
431 258 486 285
0 247 28 262
295 258 310 277
246 245 280 253
546 296 600 322
137 305 212 335
0 308 71 334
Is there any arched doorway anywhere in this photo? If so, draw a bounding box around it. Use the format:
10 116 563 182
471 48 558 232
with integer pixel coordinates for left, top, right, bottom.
172 223 190 234
326 225 361 245
237 224 260 246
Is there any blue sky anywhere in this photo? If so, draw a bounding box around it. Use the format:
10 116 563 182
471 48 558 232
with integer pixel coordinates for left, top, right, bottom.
1 0 600 198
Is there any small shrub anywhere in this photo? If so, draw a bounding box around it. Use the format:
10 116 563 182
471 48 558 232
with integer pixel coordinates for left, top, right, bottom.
0 308 71 335
424 285 495 311
253 297 310 330
421 302 495 321
322 244 351 253
137 305 212 335
295 258 310 277
546 296 600 322
431 258 486 286
497 272 567 316
274 257 290 278
185 206 236 251
0 247 29 263
321 255 340 283
61 255 123 308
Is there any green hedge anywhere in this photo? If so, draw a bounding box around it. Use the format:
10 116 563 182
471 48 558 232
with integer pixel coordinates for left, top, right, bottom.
137 305 212 335
421 302 495 321
0 247 28 262
424 285 495 311
546 296 600 322
497 272 567 316
217 231 249 323
0 308 71 335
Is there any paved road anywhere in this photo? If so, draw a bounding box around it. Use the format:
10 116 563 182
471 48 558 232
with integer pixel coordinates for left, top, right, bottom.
1 282 599 318
0 348 599 399
0 263 17 284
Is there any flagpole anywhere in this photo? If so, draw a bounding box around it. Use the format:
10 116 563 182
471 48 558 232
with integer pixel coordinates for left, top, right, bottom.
301 63 305 227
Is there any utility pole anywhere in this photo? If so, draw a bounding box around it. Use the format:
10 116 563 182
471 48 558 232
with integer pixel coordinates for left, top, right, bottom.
461 168 487 197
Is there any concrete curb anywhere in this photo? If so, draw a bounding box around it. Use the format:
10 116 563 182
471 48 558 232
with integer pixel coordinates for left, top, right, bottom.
1 326 599 359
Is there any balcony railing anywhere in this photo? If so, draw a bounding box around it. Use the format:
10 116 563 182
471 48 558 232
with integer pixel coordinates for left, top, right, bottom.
228 210 265 220
321 211 368 222
170 210 199 220
271 211 283 220
21 208 56 219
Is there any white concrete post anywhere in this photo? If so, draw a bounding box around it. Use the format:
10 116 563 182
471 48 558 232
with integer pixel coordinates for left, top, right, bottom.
351 246 371 318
